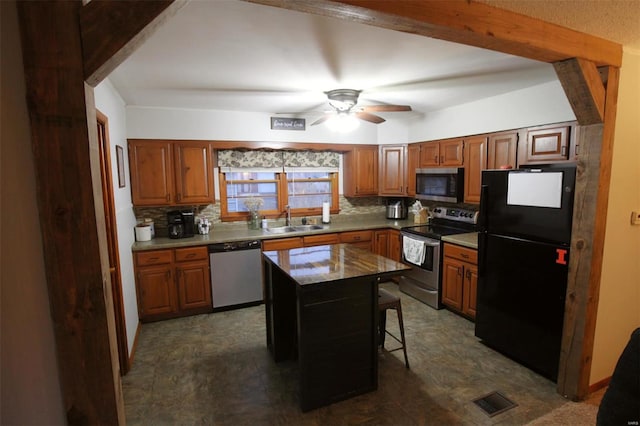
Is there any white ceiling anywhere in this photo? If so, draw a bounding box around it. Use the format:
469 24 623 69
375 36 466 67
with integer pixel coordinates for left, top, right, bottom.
108 0 638 124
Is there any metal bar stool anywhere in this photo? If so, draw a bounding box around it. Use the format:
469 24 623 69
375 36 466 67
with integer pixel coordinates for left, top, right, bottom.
378 288 409 368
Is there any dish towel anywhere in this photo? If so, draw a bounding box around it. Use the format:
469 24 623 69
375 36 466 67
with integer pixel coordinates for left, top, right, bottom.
403 236 427 266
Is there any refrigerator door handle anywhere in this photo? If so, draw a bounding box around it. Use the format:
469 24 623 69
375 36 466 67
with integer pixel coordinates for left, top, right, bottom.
479 184 489 231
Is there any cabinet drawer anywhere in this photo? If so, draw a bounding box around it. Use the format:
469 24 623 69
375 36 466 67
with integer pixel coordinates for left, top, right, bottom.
175 246 208 262
303 233 339 247
136 250 173 267
339 230 373 243
444 244 477 264
262 237 303 251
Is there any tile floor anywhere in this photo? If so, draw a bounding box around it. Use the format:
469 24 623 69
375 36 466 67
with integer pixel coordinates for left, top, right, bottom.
123 282 580 425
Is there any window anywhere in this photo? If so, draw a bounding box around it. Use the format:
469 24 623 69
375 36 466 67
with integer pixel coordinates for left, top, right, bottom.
287 171 336 210
219 171 339 221
217 149 340 221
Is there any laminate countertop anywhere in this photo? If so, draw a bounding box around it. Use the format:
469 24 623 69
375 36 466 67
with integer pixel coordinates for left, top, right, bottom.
132 216 415 252
263 243 410 286
441 232 479 250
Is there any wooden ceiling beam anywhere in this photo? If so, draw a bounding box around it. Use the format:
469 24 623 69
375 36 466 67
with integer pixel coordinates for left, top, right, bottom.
79 0 187 86
554 58 606 125
246 0 622 68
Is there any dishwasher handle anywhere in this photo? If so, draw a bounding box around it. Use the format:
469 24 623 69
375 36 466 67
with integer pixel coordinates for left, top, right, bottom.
208 240 261 253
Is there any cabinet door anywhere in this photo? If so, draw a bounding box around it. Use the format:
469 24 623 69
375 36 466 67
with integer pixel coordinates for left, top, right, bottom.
463 136 487 204
441 257 463 311
343 147 379 196
176 260 212 312
388 229 401 262
463 265 478 319
406 144 420 197
373 230 389 257
419 142 439 167
440 139 464 166
487 131 518 169
137 264 177 319
174 142 215 205
128 140 174 206
522 125 571 164
379 145 406 196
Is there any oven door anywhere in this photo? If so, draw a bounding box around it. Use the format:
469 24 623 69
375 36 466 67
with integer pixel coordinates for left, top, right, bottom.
399 232 442 309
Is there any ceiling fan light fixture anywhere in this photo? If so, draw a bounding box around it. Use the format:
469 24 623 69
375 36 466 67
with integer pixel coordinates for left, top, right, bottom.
326 89 360 112
325 112 360 133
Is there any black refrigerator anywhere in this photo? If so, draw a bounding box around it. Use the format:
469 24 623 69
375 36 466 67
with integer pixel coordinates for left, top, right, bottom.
475 164 576 382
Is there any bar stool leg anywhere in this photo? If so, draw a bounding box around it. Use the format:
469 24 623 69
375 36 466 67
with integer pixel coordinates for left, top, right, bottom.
396 303 409 369
379 310 387 348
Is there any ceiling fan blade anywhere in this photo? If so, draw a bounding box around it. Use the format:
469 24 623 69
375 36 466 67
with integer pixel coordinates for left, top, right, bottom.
361 105 412 112
355 112 386 124
311 114 333 126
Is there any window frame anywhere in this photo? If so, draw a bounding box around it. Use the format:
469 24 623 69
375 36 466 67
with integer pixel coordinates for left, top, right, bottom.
218 171 339 221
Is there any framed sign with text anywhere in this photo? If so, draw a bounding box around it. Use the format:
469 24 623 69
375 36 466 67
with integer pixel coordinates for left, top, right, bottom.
271 117 305 131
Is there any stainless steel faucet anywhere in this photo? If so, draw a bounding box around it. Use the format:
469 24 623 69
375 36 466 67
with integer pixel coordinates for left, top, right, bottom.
285 205 291 226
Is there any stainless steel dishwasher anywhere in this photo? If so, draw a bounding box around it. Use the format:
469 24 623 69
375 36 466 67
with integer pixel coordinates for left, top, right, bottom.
208 240 263 309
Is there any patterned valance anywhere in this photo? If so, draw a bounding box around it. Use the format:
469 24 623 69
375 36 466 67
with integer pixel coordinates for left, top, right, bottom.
282 151 339 172
218 150 340 173
217 150 283 171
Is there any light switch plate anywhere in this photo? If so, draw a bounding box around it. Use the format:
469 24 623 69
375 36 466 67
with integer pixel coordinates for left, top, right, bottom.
631 211 640 225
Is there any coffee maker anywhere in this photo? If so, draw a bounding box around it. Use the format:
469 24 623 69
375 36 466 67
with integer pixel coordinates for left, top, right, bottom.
167 210 184 239
167 209 195 239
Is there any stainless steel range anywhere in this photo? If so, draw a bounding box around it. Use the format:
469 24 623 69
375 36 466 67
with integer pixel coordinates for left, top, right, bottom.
400 206 478 309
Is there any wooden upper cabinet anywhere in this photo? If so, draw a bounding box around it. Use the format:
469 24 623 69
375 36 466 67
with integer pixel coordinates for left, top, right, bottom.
463 136 488 204
128 140 215 206
518 122 576 165
129 140 174 206
406 144 420 197
379 145 407 196
174 142 215 205
419 139 463 167
488 131 518 169
343 146 378 196
419 142 440 167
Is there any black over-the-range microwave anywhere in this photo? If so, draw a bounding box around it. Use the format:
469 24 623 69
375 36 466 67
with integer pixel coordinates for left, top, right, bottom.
415 167 465 203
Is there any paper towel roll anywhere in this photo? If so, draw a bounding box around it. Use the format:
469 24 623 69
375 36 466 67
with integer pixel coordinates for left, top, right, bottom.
322 201 331 224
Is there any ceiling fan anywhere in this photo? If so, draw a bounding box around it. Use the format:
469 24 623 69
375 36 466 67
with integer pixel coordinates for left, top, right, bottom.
311 89 412 126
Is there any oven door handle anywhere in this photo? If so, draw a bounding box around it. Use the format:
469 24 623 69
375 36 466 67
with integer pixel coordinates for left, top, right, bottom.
402 234 440 247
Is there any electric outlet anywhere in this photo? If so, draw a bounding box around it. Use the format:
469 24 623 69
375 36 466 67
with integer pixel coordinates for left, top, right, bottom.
631 211 640 225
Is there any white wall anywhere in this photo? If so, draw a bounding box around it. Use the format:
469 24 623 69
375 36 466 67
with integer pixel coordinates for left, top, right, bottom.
94 80 140 356
408 80 576 141
590 49 640 385
127 107 379 144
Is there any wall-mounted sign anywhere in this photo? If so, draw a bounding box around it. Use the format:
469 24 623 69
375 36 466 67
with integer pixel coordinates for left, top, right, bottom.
271 117 305 131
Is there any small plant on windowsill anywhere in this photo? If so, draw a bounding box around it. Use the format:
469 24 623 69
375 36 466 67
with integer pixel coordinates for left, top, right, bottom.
243 197 264 229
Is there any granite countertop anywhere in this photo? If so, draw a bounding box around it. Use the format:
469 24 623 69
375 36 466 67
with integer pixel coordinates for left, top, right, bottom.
441 232 479 249
132 216 415 252
263 243 410 286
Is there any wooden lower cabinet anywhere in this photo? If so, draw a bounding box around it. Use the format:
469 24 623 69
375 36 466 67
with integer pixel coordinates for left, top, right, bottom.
441 243 478 320
135 246 212 322
340 230 373 252
373 229 401 261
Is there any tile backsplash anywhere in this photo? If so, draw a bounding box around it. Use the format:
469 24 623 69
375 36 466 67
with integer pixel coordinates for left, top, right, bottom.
134 196 386 234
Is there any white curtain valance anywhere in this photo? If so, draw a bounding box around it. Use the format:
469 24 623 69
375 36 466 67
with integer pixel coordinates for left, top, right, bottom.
282 151 339 173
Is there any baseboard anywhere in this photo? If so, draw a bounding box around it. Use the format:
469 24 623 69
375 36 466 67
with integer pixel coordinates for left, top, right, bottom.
126 321 142 373
589 376 611 393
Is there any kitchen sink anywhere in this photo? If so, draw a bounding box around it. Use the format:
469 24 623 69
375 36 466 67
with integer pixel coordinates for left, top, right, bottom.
264 224 326 234
264 226 297 234
293 224 326 232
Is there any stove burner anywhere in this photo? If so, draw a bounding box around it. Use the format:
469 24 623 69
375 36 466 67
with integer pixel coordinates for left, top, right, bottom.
402 206 478 239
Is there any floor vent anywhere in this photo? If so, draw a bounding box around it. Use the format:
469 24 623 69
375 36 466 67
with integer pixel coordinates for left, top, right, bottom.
472 391 518 417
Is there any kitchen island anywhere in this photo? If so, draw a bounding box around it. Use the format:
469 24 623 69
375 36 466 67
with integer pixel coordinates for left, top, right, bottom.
262 243 410 412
